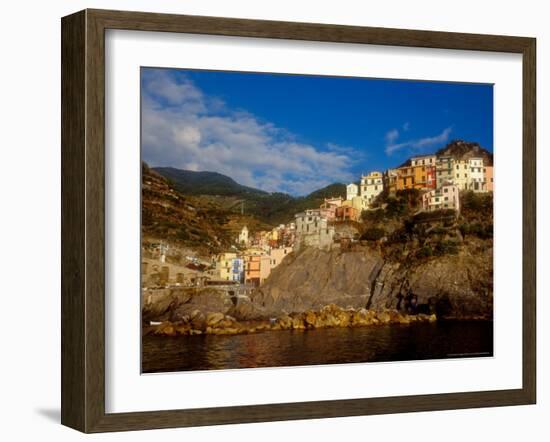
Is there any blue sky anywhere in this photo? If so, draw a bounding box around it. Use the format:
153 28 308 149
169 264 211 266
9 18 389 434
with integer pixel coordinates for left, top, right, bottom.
141 67 493 196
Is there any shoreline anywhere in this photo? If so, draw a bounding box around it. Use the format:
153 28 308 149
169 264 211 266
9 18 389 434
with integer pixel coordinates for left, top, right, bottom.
143 303 492 338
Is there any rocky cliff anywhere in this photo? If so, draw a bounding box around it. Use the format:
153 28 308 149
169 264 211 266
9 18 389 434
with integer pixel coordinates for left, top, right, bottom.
251 248 384 316
251 242 492 320
143 239 492 326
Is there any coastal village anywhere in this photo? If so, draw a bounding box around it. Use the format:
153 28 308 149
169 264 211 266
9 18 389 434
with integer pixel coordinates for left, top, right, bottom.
141 149 494 294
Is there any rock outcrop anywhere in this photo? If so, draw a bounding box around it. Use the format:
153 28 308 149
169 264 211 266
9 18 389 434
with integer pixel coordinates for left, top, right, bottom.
143 242 493 329
369 252 493 319
144 304 437 337
251 247 384 317
250 244 492 320
142 287 235 322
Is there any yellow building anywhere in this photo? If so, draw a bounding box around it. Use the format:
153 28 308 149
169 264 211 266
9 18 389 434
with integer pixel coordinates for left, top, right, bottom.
396 166 415 190
269 246 292 269
453 159 470 190
384 169 399 194
396 164 436 190
215 252 237 281
360 171 384 206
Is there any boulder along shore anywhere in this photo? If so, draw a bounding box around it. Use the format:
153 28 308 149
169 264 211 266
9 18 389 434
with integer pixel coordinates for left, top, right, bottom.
144 304 438 337
143 245 492 337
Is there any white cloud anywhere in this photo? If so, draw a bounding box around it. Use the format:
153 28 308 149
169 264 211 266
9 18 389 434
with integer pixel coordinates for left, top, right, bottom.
141 69 359 195
385 126 452 155
385 128 400 145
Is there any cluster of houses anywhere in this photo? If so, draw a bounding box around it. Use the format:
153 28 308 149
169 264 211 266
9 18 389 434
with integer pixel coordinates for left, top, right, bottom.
292 153 493 253
146 152 494 289
207 223 296 286
349 153 493 214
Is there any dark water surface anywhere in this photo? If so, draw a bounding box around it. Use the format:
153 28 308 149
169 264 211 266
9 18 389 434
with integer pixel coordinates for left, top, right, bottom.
142 321 493 373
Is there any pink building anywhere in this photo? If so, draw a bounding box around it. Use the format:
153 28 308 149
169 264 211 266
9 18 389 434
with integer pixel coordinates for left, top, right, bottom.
484 166 494 192
320 197 343 221
421 184 460 213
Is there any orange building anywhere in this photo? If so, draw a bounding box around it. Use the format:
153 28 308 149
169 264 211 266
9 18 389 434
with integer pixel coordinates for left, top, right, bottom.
396 164 436 190
335 205 360 221
244 254 261 285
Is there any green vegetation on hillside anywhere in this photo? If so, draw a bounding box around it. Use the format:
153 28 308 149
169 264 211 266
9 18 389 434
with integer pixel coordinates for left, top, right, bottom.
153 166 346 226
360 189 493 262
142 163 273 254
154 167 268 197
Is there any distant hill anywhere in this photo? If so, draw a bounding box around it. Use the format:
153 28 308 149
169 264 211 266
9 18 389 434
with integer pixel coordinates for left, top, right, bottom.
152 166 346 226
152 167 268 197
435 140 493 166
142 164 272 255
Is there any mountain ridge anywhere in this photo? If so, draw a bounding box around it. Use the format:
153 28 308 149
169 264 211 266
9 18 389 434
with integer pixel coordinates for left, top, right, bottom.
397 139 493 168
152 166 346 225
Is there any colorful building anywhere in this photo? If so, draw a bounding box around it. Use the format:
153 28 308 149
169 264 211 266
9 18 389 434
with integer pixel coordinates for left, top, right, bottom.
269 246 292 269
484 165 494 192
259 255 272 283
244 254 261 285
436 156 454 189
231 257 244 283
335 205 360 222
348 195 368 212
294 210 335 251
278 223 296 247
453 159 470 190
411 154 437 167
360 171 384 206
384 168 399 194
346 183 359 200
215 252 238 281
237 226 249 245
421 184 460 212
396 164 436 190
320 197 343 220
468 158 485 192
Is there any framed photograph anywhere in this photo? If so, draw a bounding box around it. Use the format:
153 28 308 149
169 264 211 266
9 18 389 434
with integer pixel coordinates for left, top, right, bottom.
61 9 536 433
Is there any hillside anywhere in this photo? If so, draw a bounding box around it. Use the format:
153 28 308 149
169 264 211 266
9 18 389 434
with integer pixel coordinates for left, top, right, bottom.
153 167 268 197
252 189 494 320
252 241 492 320
153 166 346 225
141 163 272 255
435 139 493 165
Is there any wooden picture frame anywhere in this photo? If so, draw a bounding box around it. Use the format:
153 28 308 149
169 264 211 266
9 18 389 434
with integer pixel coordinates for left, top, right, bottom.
61 8 536 433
